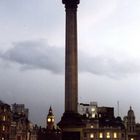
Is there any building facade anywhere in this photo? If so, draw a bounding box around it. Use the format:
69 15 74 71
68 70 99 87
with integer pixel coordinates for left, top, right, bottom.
0 101 11 140
78 102 126 140
123 106 140 140
10 103 37 140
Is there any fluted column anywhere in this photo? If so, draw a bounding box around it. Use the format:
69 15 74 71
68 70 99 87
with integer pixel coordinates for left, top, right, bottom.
63 0 79 113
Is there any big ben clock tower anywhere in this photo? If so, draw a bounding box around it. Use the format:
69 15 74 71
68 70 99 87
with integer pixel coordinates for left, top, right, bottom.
58 0 84 140
46 106 55 130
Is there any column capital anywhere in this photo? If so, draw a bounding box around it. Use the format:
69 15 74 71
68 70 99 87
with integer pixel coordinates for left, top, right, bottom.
62 0 80 9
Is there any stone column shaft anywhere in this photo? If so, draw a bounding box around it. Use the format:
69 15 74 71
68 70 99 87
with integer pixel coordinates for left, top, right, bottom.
65 7 78 113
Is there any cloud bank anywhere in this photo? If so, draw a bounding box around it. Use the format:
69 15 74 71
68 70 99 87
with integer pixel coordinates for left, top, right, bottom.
0 40 140 78
0 40 64 73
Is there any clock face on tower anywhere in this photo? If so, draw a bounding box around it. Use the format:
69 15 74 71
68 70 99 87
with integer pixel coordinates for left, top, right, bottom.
48 118 51 122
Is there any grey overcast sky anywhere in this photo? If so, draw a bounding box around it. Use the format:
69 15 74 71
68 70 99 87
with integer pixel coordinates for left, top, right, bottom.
1 0 140 126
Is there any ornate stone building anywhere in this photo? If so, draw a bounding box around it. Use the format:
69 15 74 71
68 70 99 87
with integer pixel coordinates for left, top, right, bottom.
124 106 140 140
10 103 37 140
78 102 126 140
0 101 11 140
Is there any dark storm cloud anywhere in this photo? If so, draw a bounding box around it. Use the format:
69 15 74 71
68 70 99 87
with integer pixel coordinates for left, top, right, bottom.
79 52 140 78
0 40 64 73
0 40 140 78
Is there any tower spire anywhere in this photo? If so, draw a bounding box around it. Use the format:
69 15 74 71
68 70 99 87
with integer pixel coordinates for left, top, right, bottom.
46 106 55 130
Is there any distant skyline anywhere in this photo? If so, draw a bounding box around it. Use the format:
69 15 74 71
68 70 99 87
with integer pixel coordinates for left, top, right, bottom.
1 0 140 126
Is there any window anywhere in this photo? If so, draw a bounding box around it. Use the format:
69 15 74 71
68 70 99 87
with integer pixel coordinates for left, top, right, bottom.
92 113 95 118
90 125 94 128
2 125 5 131
130 126 132 132
3 116 6 121
106 132 110 139
91 108 95 112
122 133 124 138
17 136 21 140
133 126 135 132
114 132 117 138
90 133 94 139
84 132 87 137
99 132 103 138
3 108 6 112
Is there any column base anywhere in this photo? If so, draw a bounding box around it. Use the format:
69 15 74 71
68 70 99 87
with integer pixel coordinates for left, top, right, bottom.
58 111 84 128
58 112 85 140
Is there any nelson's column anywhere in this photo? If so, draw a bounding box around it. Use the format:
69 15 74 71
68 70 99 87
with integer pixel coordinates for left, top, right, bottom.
58 0 84 140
